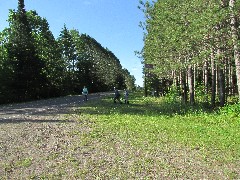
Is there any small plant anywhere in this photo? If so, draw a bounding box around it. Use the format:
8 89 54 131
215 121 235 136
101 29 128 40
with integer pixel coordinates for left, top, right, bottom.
219 103 240 117
195 84 209 103
16 157 33 168
164 85 180 104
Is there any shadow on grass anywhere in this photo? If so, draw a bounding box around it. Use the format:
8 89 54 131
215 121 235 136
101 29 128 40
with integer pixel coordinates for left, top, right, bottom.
79 96 214 117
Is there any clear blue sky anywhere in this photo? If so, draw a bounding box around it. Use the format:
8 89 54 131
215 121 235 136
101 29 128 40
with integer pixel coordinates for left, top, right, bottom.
0 0 144 86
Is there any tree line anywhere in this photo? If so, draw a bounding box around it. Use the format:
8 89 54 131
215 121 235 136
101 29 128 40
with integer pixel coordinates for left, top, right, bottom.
0 0 135 104
139 0 240 107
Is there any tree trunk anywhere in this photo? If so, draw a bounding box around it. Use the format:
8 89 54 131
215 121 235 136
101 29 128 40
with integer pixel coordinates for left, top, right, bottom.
229 62 234 95
172 70 177 87
229 0 240 100
218 66 225 106
194 64 197 88
180 70 187 104
188 65 195 105
225 58 229 101
203 60 209 102
211 49 216 107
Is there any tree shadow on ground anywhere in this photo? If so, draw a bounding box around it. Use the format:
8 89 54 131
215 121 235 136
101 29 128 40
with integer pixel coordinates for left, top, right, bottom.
0 118 76 124
0 93 108 124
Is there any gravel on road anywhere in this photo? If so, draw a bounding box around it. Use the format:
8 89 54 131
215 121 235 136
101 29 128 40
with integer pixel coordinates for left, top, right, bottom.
0 93 109 179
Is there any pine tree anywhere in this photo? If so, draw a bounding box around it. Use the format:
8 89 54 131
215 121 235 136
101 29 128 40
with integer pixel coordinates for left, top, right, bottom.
6 0 46 101
57 25 77 93
27 10 66 97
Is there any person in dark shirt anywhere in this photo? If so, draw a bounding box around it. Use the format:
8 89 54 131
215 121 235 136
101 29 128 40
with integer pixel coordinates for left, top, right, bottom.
124 89 129 104
113 87 122 103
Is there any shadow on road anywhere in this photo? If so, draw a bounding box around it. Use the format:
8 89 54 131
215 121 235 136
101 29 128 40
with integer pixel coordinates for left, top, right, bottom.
0 118 76 124
0 93 110 124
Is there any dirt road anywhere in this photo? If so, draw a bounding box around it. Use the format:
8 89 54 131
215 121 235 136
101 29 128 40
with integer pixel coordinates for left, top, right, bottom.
0 93 110 123
0 93 110 179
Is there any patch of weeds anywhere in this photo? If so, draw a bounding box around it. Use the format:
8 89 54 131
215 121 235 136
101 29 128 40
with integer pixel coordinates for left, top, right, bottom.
46 152 59 161
219 103 240 117
69 130 81 136
3 163 14 173
28 174 38 179
39 172 65 179
68 156 79 168
16 157 33 168
73 171 88 179
226 170 239 179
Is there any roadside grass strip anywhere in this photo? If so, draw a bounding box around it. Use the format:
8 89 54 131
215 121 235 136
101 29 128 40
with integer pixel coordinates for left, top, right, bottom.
78 93 240 178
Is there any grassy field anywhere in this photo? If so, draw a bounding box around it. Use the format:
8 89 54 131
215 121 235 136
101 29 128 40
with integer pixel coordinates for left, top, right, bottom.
76 92 240 179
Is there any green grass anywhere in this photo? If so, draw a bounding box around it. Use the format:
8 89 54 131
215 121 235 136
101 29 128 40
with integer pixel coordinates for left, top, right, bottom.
76 92 240 178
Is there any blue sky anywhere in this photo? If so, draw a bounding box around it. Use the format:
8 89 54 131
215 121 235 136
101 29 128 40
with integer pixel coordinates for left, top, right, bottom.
0 0 144 86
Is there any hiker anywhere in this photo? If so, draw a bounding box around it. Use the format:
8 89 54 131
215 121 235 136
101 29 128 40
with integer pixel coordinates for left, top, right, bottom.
113 87 122 103
124 89 129 104
82 86 88 101
151 89 157 97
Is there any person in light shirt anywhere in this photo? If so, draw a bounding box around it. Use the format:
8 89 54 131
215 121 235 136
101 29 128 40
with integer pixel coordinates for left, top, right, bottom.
82 86 88 101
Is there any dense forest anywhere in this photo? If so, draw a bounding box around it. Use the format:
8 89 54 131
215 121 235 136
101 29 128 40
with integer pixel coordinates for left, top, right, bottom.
0 0 135 104
140 0 240 107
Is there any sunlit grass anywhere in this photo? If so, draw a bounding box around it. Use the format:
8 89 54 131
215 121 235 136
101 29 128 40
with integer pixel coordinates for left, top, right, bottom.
77 92 240 178
81 93 239 154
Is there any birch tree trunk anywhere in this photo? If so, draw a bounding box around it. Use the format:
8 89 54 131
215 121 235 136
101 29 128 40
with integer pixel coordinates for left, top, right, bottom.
203 60 209 102
225 58 229 101
229 62 234 95
172 70 178 87
188 65 195 105
211 49 216 107
229 0 240 100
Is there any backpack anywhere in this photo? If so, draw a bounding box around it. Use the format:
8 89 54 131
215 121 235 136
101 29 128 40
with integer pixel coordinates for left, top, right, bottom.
82 88 88 94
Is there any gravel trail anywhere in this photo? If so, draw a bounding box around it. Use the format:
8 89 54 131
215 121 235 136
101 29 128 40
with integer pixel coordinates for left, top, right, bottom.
0 93 109 123
0 93 109 179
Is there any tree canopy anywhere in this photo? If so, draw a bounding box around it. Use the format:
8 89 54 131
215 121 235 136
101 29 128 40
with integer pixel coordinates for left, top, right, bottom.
0 0 135 104
140 0 240 106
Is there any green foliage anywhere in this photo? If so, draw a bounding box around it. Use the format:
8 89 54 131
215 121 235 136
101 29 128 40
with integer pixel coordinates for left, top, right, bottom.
16 158 33 168
164 85 179 103
27 10 66 97
194 84 209 103
140 0 237 106
0 1 135 103
219 103 240 117
70 32 133 92
122 68 136 91
57 25 77 93
5 3 47 101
